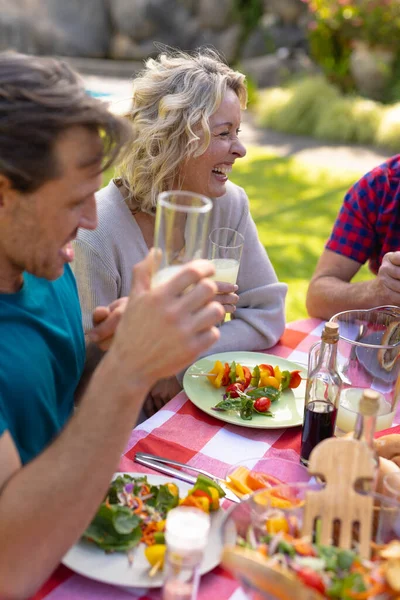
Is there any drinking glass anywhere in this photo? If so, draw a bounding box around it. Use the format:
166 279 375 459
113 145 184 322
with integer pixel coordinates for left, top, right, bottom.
208 227 244 285
152 191 213 286
330 306 400 435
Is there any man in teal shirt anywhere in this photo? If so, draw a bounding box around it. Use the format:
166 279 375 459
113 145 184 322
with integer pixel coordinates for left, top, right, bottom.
0 266 85 464
0 52 224 597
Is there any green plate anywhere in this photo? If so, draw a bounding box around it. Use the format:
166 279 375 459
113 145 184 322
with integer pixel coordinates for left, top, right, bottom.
183 351 306 429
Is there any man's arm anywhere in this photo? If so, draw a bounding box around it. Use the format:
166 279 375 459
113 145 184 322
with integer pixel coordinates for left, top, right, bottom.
306 249 400 320
75 298 129 403
0 255 224 599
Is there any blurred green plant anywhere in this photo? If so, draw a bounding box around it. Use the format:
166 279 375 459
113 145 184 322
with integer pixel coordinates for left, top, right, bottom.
233 0 264 62
234 0 264 36
255 75 400 150
302 0 400 94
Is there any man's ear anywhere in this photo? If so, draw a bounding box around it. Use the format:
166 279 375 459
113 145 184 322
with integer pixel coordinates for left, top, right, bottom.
0 174 15 208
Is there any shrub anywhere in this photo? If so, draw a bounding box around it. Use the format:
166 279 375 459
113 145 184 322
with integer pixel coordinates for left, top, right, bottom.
254 74 399 150
257 76 339 136
302 0 400 95
314 97 381 144
376 104 400 151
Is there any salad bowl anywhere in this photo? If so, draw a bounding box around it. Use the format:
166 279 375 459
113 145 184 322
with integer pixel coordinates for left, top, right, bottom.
220 482 400 599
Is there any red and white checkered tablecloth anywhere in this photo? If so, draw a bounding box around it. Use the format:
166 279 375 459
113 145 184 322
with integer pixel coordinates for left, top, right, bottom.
31 318 400 600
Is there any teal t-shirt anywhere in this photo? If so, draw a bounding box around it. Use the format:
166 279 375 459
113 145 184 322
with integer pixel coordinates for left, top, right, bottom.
0 265 85 464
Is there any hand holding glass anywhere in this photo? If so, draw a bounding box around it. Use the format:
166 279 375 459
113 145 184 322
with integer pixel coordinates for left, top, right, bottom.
152 191 212 286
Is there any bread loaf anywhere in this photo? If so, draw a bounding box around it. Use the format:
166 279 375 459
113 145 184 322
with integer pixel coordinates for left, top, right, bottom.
375 434 400 468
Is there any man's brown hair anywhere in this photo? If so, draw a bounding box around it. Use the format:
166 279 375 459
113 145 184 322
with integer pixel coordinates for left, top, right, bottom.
0 52 132 192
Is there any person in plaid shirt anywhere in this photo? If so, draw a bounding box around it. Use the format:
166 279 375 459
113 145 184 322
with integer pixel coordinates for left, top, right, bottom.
307 155 400 319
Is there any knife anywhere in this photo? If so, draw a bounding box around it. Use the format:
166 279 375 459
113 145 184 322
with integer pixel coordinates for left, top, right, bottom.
134 454 241 504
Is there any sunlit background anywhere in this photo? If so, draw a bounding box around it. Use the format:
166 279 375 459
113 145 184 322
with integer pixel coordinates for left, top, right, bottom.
2 0 399 320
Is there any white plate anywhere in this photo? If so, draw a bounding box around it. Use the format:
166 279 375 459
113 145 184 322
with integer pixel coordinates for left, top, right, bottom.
183 351 306 429
62 473 224 589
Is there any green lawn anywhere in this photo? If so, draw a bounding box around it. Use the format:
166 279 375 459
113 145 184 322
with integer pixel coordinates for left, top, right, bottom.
103 147 373 322
229 147 373 322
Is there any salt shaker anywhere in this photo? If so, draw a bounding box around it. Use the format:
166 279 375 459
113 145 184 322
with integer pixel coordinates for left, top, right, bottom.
162 506 210 600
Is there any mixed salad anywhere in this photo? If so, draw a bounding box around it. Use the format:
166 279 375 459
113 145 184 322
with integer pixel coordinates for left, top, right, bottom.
83 473 225 572
207 360 302 421
238 530 400 598
234 499 400 599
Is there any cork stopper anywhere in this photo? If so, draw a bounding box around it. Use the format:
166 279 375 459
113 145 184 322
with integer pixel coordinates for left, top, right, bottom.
322 321 339 343
359 389 380 417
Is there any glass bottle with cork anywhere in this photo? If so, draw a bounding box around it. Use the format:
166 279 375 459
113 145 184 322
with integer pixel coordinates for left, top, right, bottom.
300 322 342 466
353 388 380 491
162 506 210 600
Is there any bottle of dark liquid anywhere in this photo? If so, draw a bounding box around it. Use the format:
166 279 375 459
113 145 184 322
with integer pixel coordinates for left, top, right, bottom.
353 389 380 491
300 322 342 466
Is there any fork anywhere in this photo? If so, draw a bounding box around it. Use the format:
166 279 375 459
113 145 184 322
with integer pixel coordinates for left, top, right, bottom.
134 452 241 503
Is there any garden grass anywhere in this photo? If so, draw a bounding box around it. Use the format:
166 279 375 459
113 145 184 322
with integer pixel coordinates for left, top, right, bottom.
103 147 373 323
228 147 372 322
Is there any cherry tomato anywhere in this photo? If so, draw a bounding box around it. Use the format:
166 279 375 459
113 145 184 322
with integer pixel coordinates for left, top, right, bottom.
289 370 302 389
296 568 325 594
226 382 245 398
254 397 271 412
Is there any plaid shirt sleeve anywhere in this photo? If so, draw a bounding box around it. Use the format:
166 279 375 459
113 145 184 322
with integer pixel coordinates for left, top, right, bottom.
326 169 381 265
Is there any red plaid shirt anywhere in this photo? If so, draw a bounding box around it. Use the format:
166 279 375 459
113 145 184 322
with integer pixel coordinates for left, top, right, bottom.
326 155 400 274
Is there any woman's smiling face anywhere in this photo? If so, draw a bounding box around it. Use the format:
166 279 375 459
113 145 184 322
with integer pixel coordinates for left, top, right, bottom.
178 88 246 199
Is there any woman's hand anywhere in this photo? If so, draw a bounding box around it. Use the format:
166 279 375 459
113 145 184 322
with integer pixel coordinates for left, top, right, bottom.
87 297 128 351
214 281 239 315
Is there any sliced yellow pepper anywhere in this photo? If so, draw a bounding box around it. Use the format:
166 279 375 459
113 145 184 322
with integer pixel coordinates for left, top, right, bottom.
208 486 220 511
166 483 179 497
259 371 280 389
226 466 253 495
156 520 166 531
273 365 283 386
144 544 166 568
266 515 289 534
207 360 224 388
235 363 245 383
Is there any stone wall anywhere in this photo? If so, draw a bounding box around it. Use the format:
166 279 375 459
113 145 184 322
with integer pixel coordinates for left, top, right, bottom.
0 0 315 86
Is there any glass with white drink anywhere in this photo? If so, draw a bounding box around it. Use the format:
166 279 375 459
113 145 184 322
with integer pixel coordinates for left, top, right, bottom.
152 191 213 286
208 227 244 285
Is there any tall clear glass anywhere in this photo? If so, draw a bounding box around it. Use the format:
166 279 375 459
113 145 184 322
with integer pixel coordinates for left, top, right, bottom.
208 227 244 285
152 191 213 286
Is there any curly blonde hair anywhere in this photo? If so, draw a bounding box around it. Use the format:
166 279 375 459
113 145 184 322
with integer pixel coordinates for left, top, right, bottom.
118 48 247 214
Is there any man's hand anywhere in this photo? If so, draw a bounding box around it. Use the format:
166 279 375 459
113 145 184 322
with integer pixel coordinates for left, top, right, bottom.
110 250 224 391
87 297 128 351
214 281 239 315
143 376 182 417
374 251 400 305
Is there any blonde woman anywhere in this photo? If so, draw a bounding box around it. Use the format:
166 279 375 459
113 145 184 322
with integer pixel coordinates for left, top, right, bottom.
72 49 287 416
